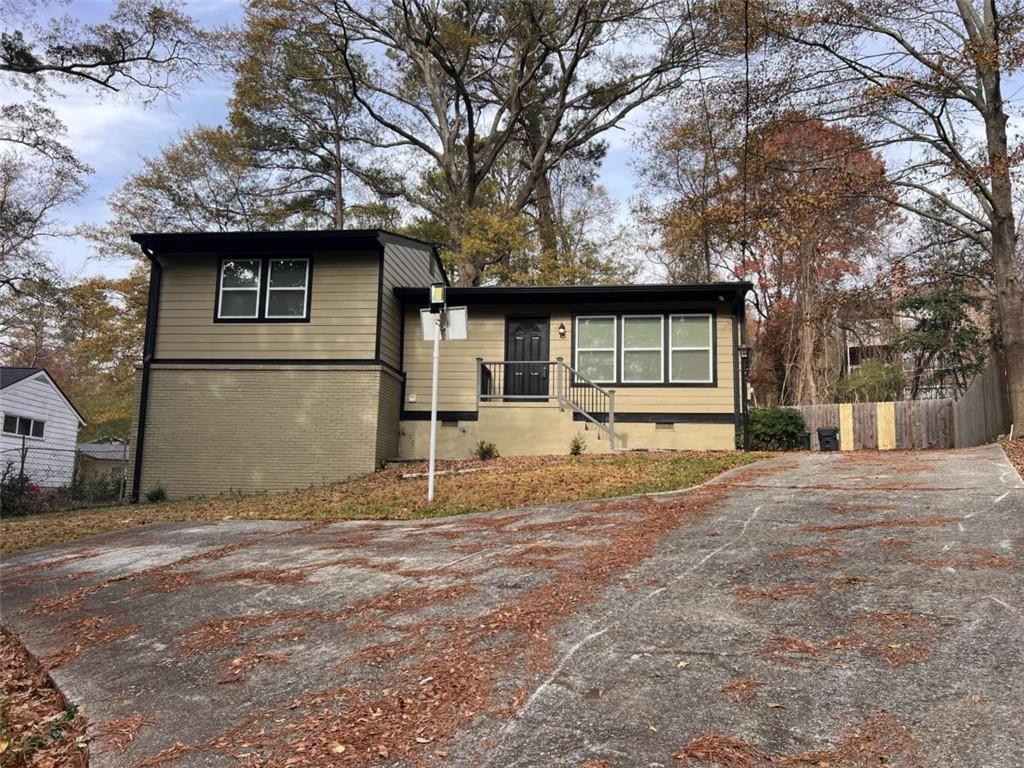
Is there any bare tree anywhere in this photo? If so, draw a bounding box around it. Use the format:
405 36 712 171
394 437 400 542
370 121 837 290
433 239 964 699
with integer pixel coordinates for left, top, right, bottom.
772 0 1024 426
313 0 715 284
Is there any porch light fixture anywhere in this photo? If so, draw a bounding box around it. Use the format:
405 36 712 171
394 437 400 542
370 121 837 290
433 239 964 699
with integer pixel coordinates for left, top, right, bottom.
738 344 751 364
429 282 446 313
558 322 566 338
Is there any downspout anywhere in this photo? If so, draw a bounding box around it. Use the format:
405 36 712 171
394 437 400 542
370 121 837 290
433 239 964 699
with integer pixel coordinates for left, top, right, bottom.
131 248 162 502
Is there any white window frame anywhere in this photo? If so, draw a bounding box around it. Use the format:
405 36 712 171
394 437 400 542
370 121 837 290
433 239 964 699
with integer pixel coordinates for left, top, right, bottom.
620 315 664 384
217 259 262 319
574 315 617 383
2 414 45 439
265 258 310 319
669 313 714 384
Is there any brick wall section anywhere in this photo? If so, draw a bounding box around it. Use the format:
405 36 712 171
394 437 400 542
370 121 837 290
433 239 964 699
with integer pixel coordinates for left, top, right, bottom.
135 365 391 498
375 370 402 467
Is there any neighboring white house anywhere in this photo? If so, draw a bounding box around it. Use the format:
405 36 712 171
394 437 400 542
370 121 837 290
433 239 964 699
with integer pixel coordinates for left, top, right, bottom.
1 367 86 487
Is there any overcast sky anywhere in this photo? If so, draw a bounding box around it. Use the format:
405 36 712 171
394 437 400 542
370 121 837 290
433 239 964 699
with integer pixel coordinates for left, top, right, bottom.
8 0 649 283
11 2 1022 285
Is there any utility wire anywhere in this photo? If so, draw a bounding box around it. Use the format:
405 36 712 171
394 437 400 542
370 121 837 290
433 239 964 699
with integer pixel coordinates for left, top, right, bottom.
741 0 751 259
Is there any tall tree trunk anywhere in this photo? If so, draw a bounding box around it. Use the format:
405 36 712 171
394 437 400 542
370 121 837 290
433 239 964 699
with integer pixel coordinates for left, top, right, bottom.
796 242 819 404
332 132 344 229
533 169 559 283
981 1 1024 427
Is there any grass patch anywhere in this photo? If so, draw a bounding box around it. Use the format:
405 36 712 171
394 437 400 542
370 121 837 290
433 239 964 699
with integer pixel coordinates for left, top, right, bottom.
0 451 767 554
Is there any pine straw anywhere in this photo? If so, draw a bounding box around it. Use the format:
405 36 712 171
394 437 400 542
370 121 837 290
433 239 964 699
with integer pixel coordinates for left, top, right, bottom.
734 585 819 601
801 516 960 534
1001 438 1024 480
758 612 937 669
41 616 141 669
1 451 766 554
92 713 155 753
720 679 764 704
215 652 290 684
673 712 921 767
0 626 87 768
133 481 754 767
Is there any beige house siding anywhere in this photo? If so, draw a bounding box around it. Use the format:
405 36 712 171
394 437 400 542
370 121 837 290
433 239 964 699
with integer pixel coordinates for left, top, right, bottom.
134 364 386 498
154 251 380 360
400 302 737 415
398 404 734 459
378 241 444 370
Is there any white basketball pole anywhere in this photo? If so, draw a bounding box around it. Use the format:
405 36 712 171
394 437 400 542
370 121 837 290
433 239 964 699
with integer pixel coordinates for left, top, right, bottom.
427 311 442 503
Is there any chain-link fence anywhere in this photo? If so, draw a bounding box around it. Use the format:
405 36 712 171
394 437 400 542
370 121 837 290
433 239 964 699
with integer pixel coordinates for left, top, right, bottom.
0 438 128 516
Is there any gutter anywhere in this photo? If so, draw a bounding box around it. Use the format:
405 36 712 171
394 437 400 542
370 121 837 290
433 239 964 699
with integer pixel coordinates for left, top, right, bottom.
130 248 162 503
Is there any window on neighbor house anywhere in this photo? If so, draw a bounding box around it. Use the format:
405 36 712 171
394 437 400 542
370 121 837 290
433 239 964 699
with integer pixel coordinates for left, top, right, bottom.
575 316 616 383
2 414 45 438
218 259 262 319
669 314 714 383
265 258 310 318
621 315 664 383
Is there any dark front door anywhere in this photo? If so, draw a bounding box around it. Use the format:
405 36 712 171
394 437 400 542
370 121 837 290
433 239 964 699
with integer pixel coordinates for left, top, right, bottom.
505 317 550 397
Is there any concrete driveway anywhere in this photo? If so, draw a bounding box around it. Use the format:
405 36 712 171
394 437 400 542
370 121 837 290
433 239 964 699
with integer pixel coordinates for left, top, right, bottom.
1 446 1021 767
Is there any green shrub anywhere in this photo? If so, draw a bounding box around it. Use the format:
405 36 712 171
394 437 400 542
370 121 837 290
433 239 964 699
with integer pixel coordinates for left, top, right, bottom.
145 486 167 503
835 359 906 402
569 432 587 456
748 408 807 451
0 461 32 516
473 440 499 461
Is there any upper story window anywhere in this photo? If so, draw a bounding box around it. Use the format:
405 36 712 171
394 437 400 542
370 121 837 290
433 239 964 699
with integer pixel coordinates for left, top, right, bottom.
621 315 663 383
216 257 311 322
266 259 310 318
218 259 262 319
3 414 45 438
670 314 714 383
575 316 616 383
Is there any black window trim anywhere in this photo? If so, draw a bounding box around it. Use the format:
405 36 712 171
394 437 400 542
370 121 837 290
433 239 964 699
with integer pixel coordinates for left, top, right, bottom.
570 309 718 388
2 413 46 439
213 255 314 323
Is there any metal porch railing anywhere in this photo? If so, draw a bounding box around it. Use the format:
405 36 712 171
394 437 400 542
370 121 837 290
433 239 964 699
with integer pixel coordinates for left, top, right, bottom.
477 357 616 449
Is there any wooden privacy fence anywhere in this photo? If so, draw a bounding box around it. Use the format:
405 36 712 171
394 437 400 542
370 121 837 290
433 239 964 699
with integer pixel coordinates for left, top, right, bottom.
791 358 1010 451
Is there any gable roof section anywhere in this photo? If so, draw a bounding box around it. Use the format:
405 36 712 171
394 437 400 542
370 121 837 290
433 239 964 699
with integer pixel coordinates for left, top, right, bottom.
0 367 42 389
130 229 449 285
0 367 87 426
393 282 752 306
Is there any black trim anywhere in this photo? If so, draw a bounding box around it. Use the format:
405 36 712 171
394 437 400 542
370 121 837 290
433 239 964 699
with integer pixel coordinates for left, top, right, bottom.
395 282 750 306
131 253 162 503
374 242 385 360
569 310 719 388
213 256 313 324
731 300 741 441
400 410 479 422
572 412 735 424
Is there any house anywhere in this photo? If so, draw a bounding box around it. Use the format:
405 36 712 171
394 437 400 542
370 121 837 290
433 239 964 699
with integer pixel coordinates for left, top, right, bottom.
1 367 87 487
77 438 127 484
127 230 751 500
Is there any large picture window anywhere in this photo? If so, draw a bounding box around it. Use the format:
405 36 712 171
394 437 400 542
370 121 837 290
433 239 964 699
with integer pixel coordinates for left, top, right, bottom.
265 259 310 318
670 314 714 383
217 259 262 319
575 316 616 383
621 315 663 383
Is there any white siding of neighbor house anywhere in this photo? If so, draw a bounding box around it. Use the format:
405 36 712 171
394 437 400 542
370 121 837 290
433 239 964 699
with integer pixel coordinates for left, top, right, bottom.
0 375 82 487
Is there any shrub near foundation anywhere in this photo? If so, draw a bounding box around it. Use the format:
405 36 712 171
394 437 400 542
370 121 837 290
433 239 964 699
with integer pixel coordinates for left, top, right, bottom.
748 408 807 451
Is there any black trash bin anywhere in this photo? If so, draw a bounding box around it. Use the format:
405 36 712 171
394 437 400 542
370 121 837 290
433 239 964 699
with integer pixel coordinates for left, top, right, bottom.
800 431 812 451
817 427 840 452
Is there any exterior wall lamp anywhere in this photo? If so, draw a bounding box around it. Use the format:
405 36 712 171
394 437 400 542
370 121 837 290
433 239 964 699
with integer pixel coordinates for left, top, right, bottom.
558 322 566 338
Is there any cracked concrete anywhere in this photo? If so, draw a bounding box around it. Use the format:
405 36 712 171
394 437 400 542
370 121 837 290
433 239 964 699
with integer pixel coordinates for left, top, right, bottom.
1 446 1022 767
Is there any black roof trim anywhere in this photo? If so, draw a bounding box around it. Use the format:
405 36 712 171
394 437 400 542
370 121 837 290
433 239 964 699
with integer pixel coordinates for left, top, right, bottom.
130 229 449 284
393 283 751 306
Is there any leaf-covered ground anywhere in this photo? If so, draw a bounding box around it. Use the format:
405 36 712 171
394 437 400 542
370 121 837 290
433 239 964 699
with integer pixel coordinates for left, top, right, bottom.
0 451 767 555
0 627 87 768
1003 437 1024 481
